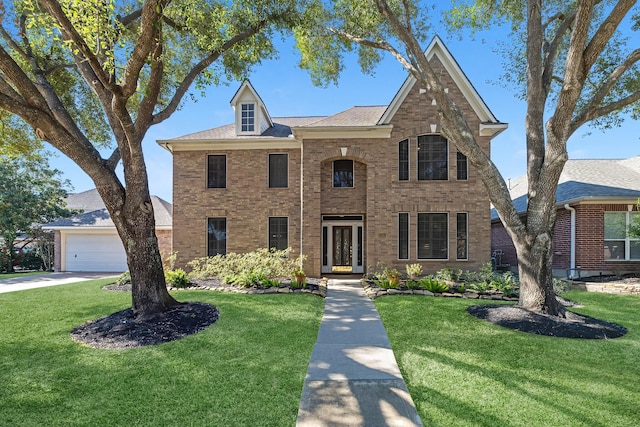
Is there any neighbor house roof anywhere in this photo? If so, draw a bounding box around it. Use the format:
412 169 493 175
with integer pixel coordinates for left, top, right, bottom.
492 156 640 220
44 189 172 229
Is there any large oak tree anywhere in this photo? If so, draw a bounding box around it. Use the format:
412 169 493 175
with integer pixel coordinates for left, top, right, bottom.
0 0 307 317
297 0 640 316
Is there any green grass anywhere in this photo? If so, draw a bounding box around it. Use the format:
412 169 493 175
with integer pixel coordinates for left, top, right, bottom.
0 271 48 280
376 291 640 427
0 279 324 426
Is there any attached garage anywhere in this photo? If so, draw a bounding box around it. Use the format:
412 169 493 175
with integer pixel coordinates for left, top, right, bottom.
64 234 128 272
44 189 173 273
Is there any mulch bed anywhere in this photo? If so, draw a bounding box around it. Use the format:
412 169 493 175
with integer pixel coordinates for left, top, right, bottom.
467 304 627 339
71 302 219 349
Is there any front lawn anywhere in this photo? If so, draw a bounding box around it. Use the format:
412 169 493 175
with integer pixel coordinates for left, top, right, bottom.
376 291 640 427
0 279 324 426
0 270 48 280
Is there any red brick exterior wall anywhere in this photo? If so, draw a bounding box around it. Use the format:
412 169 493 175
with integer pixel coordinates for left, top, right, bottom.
491 203 640 277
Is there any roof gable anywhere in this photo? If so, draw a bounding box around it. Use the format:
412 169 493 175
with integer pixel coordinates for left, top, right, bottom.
378 36 506 137
229 80 273 135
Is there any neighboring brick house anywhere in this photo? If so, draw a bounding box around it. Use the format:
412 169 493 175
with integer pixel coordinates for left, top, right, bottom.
491 156 640 278
159 36 507 276
43 189 172 272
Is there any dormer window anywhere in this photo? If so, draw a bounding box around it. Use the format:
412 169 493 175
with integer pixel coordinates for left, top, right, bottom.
241 103 255 133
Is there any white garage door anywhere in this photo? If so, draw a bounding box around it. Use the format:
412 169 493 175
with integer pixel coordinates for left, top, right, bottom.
65 234 128 272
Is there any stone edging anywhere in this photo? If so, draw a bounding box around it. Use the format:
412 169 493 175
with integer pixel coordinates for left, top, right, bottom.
568 281 640 295
361 280 519 301
168 278 328 298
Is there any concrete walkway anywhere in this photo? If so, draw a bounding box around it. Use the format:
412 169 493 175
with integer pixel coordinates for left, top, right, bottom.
297 279 422 427
0 272 117 293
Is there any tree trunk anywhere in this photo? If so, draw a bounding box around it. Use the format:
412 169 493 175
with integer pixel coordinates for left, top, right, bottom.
101 185 179 319
514 232 565 316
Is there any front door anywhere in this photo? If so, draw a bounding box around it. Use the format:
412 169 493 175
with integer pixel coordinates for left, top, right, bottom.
333 226 352 272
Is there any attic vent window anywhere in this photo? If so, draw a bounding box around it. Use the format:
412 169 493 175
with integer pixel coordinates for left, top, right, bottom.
241 103 255 132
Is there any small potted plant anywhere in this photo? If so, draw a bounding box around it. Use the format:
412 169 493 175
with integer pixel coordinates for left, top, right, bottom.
292 267 306 287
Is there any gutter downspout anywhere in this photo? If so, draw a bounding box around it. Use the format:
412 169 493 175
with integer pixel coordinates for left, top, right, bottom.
564 204 576 278
300 139 304 270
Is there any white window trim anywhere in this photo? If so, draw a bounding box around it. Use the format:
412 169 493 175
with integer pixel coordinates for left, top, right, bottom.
238 102 257 134
604 211 639 261
416 212 449 261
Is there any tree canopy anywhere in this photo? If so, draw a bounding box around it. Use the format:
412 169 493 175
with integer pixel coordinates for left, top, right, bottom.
297 0 640 315
0 154 72 271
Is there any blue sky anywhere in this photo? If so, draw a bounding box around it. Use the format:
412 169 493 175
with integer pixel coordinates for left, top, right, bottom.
47 25 640 203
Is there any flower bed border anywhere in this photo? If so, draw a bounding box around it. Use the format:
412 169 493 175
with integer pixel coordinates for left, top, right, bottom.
362 280 519 301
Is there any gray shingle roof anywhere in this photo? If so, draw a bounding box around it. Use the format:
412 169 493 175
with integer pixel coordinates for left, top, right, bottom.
46 189 172 228
166 116 325 141
492 156 640 219
299 106 387 127
163 106 388 142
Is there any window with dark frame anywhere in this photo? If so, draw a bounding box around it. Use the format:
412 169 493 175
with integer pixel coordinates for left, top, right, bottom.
207 155 226 188
399 139 409 181
457 151 468 180
333 160 354 187
399 213 409 260
207 217 227 256
241 103 255 132
457 213 468 260
269 153 288 188
417 135 448 180
417 213 448 259
268 217 288 251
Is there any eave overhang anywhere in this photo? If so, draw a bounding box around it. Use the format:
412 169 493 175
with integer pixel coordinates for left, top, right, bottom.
291 125 393 140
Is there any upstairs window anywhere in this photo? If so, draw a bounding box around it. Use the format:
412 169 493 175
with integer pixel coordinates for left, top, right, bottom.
333 160 354 188
417 135 448 180
207 155 226 188
457 151 468 180
269 154 288 188
241 103 255 132
398 139 409 181
604 212 639 260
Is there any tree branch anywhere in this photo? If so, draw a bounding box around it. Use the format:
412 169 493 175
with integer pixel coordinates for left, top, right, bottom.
151 18 271 125
38 0 115 92
571 48 640 131
582 0 636 71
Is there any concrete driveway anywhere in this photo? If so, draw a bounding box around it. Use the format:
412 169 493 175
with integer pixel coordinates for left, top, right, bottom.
0 272 118 294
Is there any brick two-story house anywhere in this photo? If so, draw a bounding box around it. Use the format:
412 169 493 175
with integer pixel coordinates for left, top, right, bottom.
158 36 507 276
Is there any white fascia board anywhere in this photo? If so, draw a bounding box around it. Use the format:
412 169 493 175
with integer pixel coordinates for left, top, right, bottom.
291 125 393 140
47 226 172 232
480 122 509 137
157 138 300 152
